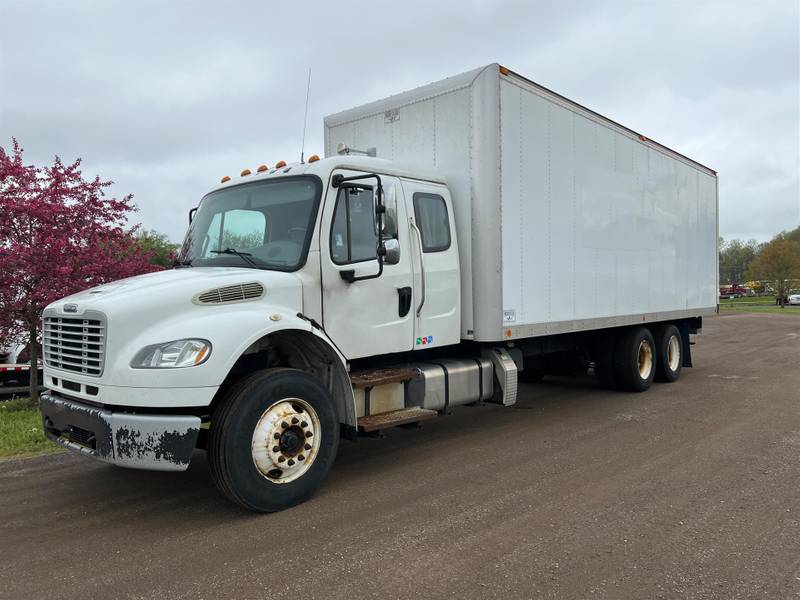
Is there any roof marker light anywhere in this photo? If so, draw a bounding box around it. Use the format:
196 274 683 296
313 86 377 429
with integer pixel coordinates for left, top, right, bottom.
275 160 287 168
220 175 231 183
308 154 320 163
257 164 269 173
499 65 510 76
241 168 252 176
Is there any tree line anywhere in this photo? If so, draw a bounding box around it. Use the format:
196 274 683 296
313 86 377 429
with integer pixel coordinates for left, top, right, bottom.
719 227 800 304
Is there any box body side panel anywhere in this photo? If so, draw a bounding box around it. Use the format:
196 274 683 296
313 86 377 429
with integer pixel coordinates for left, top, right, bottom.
498 76 718 337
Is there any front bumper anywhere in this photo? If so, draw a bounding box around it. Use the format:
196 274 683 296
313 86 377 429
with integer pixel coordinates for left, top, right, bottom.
40 392 201 471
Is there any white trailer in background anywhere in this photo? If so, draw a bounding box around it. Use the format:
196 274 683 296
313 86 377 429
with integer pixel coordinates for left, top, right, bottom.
39 64 718 512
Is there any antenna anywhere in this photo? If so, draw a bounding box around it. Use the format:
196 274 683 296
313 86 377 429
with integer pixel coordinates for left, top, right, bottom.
300 67 312 164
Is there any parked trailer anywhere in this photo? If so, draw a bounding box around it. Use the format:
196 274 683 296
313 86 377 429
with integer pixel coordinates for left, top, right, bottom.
0 364 35 387
39 64 718 511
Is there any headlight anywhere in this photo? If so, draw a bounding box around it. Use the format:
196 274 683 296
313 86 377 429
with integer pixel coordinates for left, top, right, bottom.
131 339 212 369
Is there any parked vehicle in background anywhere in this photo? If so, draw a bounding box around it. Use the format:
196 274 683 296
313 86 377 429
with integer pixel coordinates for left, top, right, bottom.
788 291 800 306
38 64 719 512
0 343 41 388
720 284 750 299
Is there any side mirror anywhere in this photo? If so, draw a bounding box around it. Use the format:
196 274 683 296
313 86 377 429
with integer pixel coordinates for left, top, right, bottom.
383 238 401 265
189 207 197 223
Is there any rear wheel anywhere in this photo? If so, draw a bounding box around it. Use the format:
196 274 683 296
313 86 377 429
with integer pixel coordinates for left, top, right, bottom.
613 327 656 392
653 324 682 383
209 368 339 512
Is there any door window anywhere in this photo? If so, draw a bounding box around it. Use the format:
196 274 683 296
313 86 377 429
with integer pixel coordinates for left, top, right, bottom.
413 193 451 252
330 187 378 264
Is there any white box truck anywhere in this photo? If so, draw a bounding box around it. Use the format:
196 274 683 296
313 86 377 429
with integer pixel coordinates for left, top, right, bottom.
40 64 718 512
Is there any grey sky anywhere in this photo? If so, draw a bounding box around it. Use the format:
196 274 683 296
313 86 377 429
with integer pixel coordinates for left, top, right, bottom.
1 0 798 243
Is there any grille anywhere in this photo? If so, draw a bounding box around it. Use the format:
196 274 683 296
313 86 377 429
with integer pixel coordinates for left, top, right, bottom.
43 316 106 376
195 282 264 304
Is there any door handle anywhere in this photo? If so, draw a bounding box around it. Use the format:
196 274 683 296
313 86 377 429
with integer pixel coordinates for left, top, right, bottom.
410 221 426 316
397 287 412 318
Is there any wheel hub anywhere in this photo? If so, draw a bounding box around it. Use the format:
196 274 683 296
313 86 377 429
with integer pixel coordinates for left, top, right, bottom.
667 334 681 372
251 398 321 484
637 339 653 379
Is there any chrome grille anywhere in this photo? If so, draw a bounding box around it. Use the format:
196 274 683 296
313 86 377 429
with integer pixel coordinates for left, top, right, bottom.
195 282 264 304
43 316 106 376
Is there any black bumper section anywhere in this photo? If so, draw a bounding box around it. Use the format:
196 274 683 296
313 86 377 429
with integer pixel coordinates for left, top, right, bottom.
40 392 201 471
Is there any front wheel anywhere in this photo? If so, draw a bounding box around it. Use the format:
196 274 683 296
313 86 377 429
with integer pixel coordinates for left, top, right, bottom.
208 368 340 512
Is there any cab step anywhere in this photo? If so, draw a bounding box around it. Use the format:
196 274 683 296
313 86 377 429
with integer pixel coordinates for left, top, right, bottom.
350 367 417 389
357 407 437 432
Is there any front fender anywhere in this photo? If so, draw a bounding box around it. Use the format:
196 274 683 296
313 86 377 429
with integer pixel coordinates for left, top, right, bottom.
220 311 357 427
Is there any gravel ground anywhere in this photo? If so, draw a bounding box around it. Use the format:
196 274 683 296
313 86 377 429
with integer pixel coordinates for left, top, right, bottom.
1 312 799 599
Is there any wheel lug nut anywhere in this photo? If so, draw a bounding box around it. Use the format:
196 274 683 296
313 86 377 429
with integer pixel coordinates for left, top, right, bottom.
298 454 305 461
301 421 308 428
281 421 288 429
272 445 279 453
288 459 295 466
273 433 280 439
278 456 285 463
291 417 299 425
305 431 313 438
304 443 311 450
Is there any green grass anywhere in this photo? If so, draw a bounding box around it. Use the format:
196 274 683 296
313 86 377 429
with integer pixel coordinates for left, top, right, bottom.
720 297 800 315
0 397 63 459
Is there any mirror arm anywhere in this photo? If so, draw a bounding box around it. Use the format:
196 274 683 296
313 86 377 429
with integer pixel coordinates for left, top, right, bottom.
334 172 387 284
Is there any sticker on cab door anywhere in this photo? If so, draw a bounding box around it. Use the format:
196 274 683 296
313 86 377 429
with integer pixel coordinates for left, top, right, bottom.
416 336 433 346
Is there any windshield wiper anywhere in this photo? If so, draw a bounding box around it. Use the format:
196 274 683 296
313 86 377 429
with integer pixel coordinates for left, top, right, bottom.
173 258 193 268
210 248 261 269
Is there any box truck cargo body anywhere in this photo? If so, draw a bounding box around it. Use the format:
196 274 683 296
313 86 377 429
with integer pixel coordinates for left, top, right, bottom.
325 64 719 341
40 64 718 512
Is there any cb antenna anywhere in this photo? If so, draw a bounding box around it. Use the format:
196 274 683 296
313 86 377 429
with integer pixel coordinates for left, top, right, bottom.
300 67 312 164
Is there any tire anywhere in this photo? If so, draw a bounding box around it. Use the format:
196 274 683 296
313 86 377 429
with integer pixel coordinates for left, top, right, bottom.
208 368 339 512
593 333 618 389
653 324 683 383
613 327 656 393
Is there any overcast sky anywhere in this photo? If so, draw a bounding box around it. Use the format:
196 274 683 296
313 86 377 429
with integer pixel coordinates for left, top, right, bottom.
1 0 798 243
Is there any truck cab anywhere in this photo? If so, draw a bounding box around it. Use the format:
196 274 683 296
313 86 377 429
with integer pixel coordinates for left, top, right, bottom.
40 155 479 512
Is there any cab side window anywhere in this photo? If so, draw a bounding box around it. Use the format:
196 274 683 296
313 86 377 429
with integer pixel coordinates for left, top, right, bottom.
331 187 378 264
413 193 451 252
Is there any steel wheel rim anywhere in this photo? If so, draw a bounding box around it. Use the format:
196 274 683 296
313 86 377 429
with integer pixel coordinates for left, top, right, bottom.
251 397 321 484
637 339 653 379
667 335 681 372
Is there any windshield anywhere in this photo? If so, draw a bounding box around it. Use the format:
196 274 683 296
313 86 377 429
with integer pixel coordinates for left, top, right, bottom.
178 176 321 271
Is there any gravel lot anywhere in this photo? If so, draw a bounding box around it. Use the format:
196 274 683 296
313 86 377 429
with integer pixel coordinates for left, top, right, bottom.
1 312 799 599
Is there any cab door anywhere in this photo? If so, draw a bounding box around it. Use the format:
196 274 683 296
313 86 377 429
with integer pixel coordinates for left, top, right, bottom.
320 171 415 359
401 180 460 350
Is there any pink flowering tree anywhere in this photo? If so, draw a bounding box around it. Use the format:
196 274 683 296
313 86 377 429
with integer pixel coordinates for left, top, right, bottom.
0 139 159 402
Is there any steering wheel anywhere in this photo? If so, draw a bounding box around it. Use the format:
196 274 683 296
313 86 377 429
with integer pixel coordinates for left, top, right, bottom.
286 227 307 244
252 241 302 264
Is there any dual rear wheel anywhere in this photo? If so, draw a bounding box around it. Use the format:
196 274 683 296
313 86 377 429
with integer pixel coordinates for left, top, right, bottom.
595 324 683 392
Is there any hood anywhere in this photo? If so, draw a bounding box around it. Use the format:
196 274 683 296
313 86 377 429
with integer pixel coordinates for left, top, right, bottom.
47 267 304 316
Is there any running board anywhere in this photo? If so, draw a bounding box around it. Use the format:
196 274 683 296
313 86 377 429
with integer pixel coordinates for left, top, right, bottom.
357 407 437 432
350 367 417 389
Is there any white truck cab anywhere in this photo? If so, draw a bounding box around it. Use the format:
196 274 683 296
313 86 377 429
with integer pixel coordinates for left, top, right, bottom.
40 65 718 512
